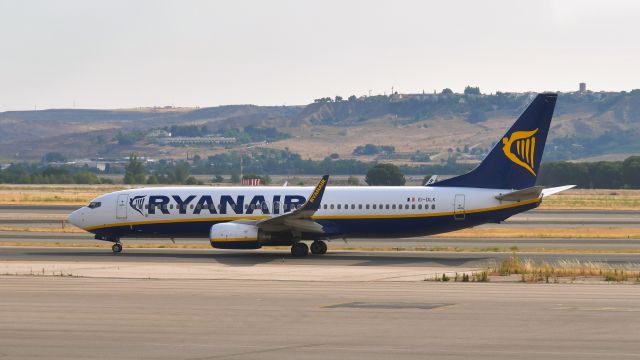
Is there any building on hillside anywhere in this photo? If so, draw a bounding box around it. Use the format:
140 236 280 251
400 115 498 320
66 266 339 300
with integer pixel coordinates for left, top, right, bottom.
159 135 236 146
146 129 172 138
579 82 587 93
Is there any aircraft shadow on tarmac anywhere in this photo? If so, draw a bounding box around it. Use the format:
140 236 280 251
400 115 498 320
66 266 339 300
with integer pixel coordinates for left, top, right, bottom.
26 249 492 267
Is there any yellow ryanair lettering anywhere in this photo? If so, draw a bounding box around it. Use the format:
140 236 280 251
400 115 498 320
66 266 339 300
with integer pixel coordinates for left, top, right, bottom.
502 128 538 176
308 178 326 203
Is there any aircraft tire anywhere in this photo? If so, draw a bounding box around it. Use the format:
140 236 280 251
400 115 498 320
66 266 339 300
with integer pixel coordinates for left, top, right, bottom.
112 243 123 253
310 241 327 255
291 242 309 257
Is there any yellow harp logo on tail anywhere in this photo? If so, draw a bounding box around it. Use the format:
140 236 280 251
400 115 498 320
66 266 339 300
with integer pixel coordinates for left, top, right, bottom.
502 128 539 176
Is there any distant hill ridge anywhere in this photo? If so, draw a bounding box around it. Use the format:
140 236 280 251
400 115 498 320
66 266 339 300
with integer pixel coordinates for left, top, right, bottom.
0 90 639 162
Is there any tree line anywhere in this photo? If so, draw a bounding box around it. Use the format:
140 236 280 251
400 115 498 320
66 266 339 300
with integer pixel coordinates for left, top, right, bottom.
1 155 638 188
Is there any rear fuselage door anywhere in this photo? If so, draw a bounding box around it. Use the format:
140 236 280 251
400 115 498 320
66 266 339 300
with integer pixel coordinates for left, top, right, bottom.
116 194 128 219
454 194 465 220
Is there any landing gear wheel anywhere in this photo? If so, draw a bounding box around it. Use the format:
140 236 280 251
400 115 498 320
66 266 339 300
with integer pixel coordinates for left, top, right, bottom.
291 242 309 257
310 241 327 255
112 243 123 253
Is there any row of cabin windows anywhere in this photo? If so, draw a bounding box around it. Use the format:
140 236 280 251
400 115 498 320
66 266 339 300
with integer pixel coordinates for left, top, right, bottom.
136 202 435 211
322 203 435 210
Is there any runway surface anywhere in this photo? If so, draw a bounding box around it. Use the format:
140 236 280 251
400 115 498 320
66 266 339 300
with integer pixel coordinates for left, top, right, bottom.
1 277 639 359
2 246 639 267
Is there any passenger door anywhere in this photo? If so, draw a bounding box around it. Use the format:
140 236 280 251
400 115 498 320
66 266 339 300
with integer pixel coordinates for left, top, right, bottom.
116 194 128 219
454 194 465 220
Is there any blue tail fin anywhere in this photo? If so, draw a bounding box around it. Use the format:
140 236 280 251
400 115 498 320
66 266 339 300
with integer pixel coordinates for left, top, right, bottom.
431 93 557 190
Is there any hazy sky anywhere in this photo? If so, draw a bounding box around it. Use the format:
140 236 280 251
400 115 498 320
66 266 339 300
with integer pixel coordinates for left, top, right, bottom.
1 0 638 111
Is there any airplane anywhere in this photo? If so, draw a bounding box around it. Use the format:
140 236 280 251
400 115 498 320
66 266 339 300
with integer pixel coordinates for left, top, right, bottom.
68 93 574 256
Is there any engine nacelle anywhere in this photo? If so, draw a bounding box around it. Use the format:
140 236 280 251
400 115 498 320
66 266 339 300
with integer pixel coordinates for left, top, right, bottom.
209 223 262 249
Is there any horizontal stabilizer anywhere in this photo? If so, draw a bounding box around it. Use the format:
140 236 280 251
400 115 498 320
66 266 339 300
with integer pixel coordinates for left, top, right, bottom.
495 186 544 202
541 185 576 198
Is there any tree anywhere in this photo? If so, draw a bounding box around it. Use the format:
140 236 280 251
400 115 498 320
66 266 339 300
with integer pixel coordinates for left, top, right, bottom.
335 95 343 102
123 154 146 184
73 171 100 184
622 156 640 188
212 175 224 183
466 110 487 123
348 95 357 102
184 176 200 185
441 88 454 95
146 174 159 184
230 172 240 183
42 152 66 164
365 163 406 186
330 153 340 159
464 86 481 95
172 162 191 184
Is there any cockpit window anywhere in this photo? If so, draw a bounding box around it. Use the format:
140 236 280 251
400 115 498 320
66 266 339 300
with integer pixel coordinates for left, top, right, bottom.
88 202 102 209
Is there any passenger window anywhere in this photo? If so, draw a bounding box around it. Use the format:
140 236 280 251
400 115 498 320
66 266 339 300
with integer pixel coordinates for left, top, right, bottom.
373 204 377 209
432 204 436 210
412 204 415 209
337 204 341 209
351 204 355 209
190 204 194 209
145 204 149 209
418 204 422 209
169 204 174 209
330 204 334 209
358 204 362 209
385 204 390 209
323 204 327 209
392 204 396 209
366 204 370 209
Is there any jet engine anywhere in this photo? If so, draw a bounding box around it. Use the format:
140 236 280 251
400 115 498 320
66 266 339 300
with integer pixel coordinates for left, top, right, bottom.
209 223 262 249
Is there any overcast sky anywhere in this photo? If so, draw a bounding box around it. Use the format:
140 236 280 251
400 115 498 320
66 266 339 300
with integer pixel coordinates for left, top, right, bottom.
0 0 638 111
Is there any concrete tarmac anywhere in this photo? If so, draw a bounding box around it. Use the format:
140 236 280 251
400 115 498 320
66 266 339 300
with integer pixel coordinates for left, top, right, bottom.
2 246 639 267
1 277 639 359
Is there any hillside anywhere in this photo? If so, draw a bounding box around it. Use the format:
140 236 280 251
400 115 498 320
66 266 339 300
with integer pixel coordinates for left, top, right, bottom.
0 91 639 164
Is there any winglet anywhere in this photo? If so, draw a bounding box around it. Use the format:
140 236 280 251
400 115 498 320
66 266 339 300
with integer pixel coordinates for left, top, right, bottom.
541 185 576 198
304 175 329 211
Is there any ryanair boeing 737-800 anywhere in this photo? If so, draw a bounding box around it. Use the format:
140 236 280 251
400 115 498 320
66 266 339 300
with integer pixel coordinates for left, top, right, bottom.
68 93 574 256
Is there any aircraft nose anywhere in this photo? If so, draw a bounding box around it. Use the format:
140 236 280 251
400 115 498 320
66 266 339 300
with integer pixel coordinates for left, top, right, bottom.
67 209 84 228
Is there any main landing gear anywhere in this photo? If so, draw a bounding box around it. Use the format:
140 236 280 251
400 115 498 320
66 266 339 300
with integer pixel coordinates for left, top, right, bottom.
290 241 327 257
310 240 328 255
111 242 123 253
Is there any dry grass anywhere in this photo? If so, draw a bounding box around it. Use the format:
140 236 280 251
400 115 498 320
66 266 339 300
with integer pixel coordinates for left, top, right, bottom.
491 253 640 283
0 185 129 205
539 189 640 210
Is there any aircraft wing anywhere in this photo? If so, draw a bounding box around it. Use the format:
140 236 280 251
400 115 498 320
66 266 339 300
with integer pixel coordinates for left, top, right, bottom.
235 175 329 233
